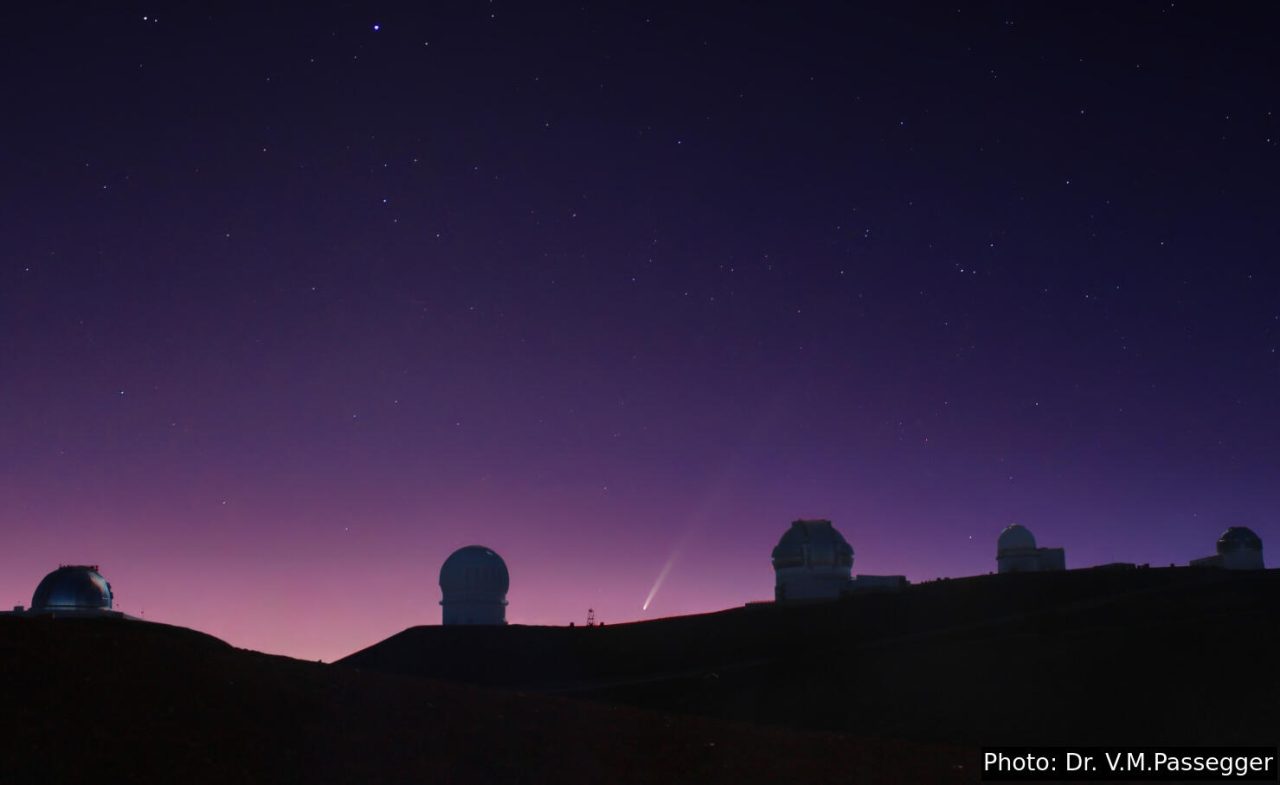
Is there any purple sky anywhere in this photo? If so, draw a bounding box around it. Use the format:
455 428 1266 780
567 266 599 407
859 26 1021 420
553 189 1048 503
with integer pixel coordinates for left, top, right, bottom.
2 2 1277 661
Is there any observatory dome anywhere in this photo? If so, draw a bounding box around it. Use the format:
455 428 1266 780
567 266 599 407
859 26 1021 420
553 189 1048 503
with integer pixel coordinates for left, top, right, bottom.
772 520 854 570
1217 526 1263 554
439 546 509 625
440 546 510 595
31 565 113 612
997 524 1037 553
771 520 853 602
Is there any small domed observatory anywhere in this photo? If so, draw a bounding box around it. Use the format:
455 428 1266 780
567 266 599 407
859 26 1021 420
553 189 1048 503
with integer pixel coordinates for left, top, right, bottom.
30 565 115 614
771 520 854 601
439 546 509 625
1191 527 1265 570
996 525 1065 574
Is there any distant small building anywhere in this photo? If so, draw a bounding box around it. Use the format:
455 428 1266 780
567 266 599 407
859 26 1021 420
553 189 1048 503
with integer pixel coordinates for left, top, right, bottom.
771 519 907 602
846 574 909 592
439 546 509 625
1190 527 1265 570
996 525 1065 574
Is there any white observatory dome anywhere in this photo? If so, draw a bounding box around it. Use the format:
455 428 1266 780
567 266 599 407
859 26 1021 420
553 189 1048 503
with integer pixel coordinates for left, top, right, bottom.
771 519 853 602
439 545 509 625
997 524 1037 553
996 523 1065 574
31 565 113 612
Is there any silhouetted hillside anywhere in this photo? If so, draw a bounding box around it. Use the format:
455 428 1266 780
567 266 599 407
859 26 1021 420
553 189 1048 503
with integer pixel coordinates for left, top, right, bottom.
341 567 1280 745
0 615 968 784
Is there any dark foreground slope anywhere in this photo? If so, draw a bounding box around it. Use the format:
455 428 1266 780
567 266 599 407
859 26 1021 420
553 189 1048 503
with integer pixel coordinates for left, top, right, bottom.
341 567 1280 745
0 616 967 785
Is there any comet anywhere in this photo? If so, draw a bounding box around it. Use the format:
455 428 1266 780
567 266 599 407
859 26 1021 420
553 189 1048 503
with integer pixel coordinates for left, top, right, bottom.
642 551 680 611
638 401 786 613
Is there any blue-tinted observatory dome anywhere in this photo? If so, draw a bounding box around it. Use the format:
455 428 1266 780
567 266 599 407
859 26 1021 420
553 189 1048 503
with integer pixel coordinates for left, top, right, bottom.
31 565 113 611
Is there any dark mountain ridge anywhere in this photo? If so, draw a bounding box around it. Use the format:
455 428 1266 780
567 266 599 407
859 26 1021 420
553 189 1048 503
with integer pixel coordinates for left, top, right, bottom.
0 614 967 784
340 566 1280 745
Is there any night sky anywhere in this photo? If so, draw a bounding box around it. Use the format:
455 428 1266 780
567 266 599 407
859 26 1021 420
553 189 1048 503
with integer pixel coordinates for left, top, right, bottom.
3 2 1277 661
